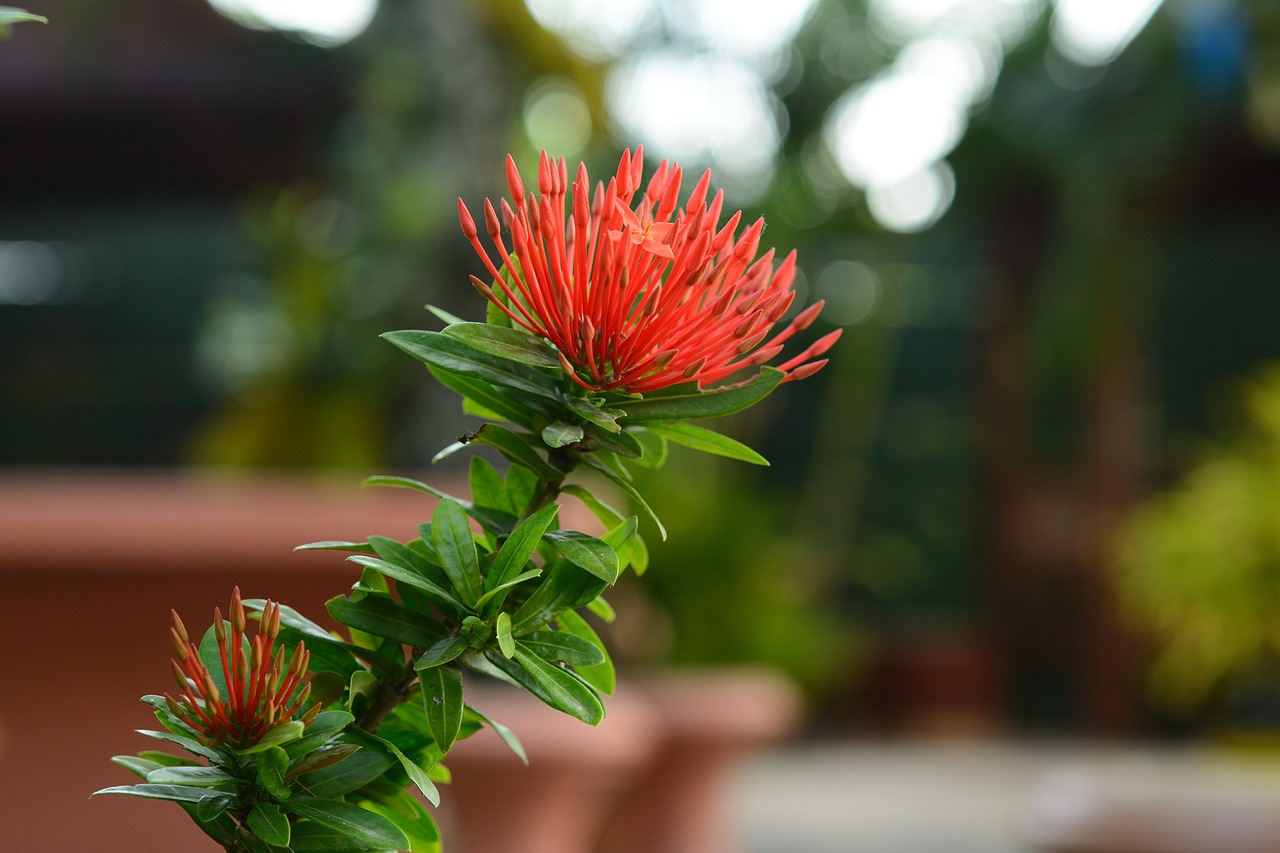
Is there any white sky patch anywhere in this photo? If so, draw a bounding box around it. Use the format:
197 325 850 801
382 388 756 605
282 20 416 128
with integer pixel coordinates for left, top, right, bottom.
609 51 780 179
868 0 1042 47
865 162 956 233
825 67 968 188
207 0 377 46
524 0 656 61
1051 0 1165 66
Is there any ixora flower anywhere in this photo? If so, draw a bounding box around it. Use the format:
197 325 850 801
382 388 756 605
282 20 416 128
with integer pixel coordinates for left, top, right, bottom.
457 147 841 394
167 588 316 748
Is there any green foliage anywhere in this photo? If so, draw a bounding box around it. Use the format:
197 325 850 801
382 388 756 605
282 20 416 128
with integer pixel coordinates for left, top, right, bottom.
0 7 46 39
1118 365 1280 718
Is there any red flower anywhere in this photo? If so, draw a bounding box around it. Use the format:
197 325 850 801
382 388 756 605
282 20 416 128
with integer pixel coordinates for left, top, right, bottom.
166 588 316 748
458 147 840 394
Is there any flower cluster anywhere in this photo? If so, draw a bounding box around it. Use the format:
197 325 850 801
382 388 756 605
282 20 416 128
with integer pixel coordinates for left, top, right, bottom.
166 588 316 748
458 147 841 394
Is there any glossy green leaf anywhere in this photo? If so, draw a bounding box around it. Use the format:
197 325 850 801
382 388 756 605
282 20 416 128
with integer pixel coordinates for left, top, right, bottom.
248 802 291 847
257 745 291 799
281 796 409 851
288 821 386 853
360 792 442 851
360 730 441 807
296 745 395 799
469 456 512 514
565 395 625 433
486 503 558 593
326 592 448 649
236 720 305 755
193 793 233 826
414 634 468 670
575 454 667 540
618 366 783 421
556 609 616 694
135 729 219 762
92 784 235 808
345 557 465 615
629 427 669 468
368 536 443 583
511 560 610 629
544 529 620 582
420 665 464 754
136 750 199 768
442 322 561 369
466 704 528 764
542 420 585 448
495 612 515 658
428 366 541 429
586 595 617 622
111 755 164 780
511 643 605 725
432 498 483 607
642 420 770 465
145 765 234 787
475 568 543 612
471 423 562 481
294 540 376 554
383 329 562 400
518 630 606 667
286 743 361 779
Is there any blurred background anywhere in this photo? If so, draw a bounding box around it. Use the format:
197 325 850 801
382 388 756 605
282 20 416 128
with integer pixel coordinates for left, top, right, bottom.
6 0 1280 850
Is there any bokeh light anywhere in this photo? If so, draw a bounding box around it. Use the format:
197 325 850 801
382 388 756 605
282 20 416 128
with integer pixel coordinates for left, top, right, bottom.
206 0 378 46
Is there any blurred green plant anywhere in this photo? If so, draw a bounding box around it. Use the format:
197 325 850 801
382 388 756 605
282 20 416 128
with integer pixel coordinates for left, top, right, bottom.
1118 364 1280 720
0 7 45 38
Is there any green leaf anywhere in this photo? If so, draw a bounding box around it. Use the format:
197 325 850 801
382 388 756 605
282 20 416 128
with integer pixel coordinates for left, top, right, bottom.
248 802 291 847
286 743 361 779
281 796 409 851
420 665 465 754
414 634 468 670
294 540 377 554
496 612 515 658
629 427 669 468
471 423 563 481
236 720 306 755
432 498 483 608
564 395 625 433
442 322 561 369
383 329 562 400
518 630 606 667
344 557 465 615
111 755 164 780
429 366 541 429
475 568 543 611
485 503 558 593
587 595 617 622
355 730 441 807
145 765 234 787
296 745 395 798
556 609 616 694
466 705 528 764
511 560 609 629
618 366 783 421
368 536 444 584
135 729 220 762
642 421 770 465
581 419 645 458
544 530 620 583
575 454 667 540
469 456 513 514
257 746 291 799
326 592 449 650
92 784 235 808
542 420 585 448
360 792 442 851
510 643 605 725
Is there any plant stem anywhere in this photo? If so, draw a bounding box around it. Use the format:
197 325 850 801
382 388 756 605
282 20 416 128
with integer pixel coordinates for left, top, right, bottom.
358 661 418 734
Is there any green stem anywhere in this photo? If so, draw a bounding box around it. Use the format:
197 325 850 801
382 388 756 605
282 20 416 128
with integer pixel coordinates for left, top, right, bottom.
357 662 418 734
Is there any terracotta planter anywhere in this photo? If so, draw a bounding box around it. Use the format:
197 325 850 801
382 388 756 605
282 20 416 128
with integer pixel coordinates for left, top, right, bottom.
442 682 661 853
597 666 803 853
